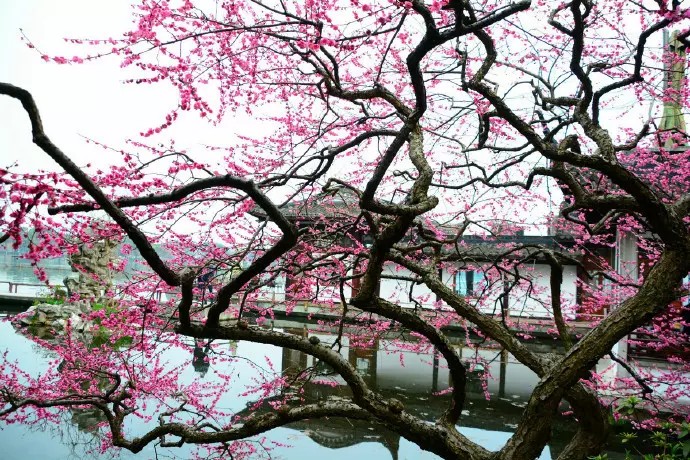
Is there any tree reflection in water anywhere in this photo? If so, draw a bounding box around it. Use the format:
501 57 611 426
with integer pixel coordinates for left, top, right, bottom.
5 315 574 459
192 340 212 378
230 326 573 460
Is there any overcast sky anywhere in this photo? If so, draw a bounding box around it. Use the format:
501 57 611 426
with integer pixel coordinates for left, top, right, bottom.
2 1 135 170
0 0 558 234
0 1 265 174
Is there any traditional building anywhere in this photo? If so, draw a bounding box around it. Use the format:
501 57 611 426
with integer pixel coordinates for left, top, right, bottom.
250 187 582 320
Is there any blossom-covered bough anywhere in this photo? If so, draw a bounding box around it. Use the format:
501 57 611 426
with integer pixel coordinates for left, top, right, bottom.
1 0 690 459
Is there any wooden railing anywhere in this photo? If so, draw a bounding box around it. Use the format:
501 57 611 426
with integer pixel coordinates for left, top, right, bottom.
0 280 56 294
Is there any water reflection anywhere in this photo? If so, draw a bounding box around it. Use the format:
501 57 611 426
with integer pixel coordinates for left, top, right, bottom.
70 407 107 435
274 327 565 459
192 340 212 378
1 310 570 459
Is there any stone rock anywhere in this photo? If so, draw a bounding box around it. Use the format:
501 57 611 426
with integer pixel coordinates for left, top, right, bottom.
61 305 83 316
63 239 117 302
19 315 33 326
77 301 91 314
15 302 95 335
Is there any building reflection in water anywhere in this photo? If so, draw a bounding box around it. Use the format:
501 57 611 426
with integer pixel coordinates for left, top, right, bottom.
192 340 212 378
276 327 569 459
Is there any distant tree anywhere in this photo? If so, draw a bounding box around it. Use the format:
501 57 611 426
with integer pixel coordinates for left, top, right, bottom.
1 1 690 459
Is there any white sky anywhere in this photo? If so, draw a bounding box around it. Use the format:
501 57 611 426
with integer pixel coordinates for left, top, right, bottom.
1 1 672 166
0 0 264 173
0 0 557 235
2 1 137 170
4 1 669 236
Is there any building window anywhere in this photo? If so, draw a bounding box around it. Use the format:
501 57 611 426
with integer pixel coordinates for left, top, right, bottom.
455 270 484 296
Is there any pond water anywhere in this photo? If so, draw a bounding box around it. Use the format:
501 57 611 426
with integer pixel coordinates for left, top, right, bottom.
0 254 152 299
2 260 646 459
0 304 576 460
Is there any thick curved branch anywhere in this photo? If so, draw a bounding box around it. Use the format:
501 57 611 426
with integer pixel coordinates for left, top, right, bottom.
112 401 372 453
391 252 609 459
360 125 413 211
205 182 298 328
353 294 468 425
0 393 109 418
320 78 411 117
500 247 690 460
592 19 670 124
48 175 274 215
544 252 572 350
0 82 180 286
49 167 299 326
568 0 593 116
457 1 531 35
0 389 371 454
177 270 196 328
179 321 490 460
469 74 685 244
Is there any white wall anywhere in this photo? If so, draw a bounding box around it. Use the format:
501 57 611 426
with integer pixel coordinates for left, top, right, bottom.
258 259 579 321
379 263 436 309
380 262 578 319
505 264 578 318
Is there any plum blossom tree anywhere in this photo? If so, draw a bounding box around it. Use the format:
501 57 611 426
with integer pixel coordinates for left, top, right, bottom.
1 0 690 459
